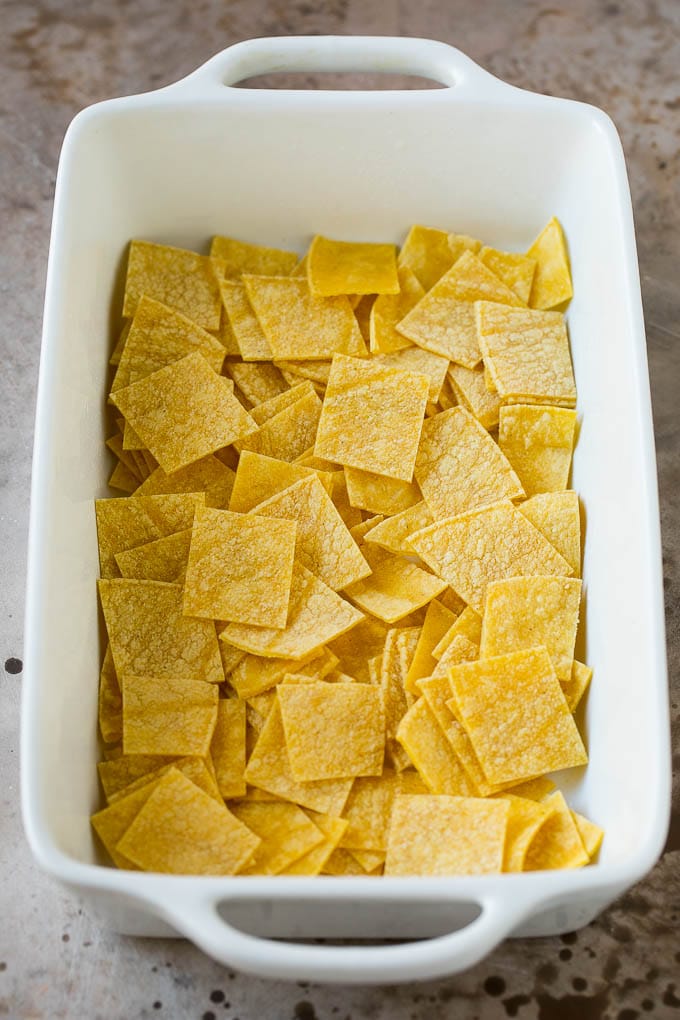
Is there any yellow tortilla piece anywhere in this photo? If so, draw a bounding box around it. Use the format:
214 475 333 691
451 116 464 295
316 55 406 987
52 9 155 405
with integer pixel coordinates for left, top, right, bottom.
369 347 448 403
476 303 576 407
562 660 593 713
397 250 523 368
518 490 581 576
112 352 257 474
221 561 364 659
501 794 556 871
498 404 577 497
279 681 385 781
448 233 483 263
404 599 458 693
449 647 588 785
230 800 324 875
307 235 399 296
448 363 501 431
225 361 288 406
97 754 176 800
92 777 162 868
344 467 421 516
369 265 423 353
116 768 260 874
380 629 414 771
397 627 421 691
385 795 508 876
348 849 385 873
99 578 223 682
526 217 573 310
275 360 332 385
183 506 296 626
523 792 589 870
123 241 223 330
493 777 556 802
346 554 447 624
95 497 162 579
339 771 400 850
327 615 389 684
322 848 372 875
134 455 235 509
244 699 351 814
481 576 581 682
110 319 131 366
235 387 323 463
210 235 298 278
433 633 479 678
115 527 192 583
363 501 434 556
121 674 218 756
99 646 122 744
107 757 221 806
281 813 349 875
479 247 537 304
210 699 247 799
243 275 367 360
415 407 524 519
396 698 476 796
249 381 315 425
397 225 459 291
252 475 371 591
226 647 324 699
409 500 572 613
571 810 604 859
433 607 482 660
219 279 273 361
229 450 333 514
314 354 429 482
106 434 143 483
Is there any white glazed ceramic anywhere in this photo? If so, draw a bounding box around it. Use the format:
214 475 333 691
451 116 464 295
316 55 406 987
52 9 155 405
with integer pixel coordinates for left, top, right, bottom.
22 36 670 985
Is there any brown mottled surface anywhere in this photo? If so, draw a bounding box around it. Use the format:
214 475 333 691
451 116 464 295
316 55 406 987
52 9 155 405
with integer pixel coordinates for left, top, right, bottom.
1 1 679 1017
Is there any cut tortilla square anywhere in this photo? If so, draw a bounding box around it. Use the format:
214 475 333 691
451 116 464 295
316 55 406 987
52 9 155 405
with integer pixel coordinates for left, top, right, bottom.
278 682 385 781
404 599 459 693
526 217 573 310
415 407 524 519
275 360 332 386
112 352 257 473
123 240 223 330
327 615 389 684
339 771 400 850
448 363 501 430
106 434 143 483
235 387 323 463
307 235 399 296
384 795 508 876
115 527 193 583
282 813 349 875
571 809 604 859
562 660 593 713
523 792 589 870
230 800 324 875
210 235 298 277
409 500 572 613
501 794 556 871
480 576 582 682
517 491 581 576
219 279 273 361
369 265 424 353
141 492 206 535
448 233 483 263
121 674 218 756
479 247 537 304
396 698 477 796
249 381 315 425
116 768 260 874
363 501 434 556
99 579 223 682
108 756 222 806
243 275 367 360
210 698 247 799
380 629 414 771
110 319 131 366
229 450 333 513
183 506 297 626
91 777 161 869
252 475 371 591
99 646 122 744
97 754 177 801
134 455 235 509
345 554 447 624
221 561 364 660
226 648 322 699
95 497 162 579
433 607 483 660
396 250 523 368
476 303 576 407
314 354 429 481
225 361 288 406
449 646 588 785
344 467 421 516
498 404 577 496
432 633 479 677
369 347 448 403
397 224 459 291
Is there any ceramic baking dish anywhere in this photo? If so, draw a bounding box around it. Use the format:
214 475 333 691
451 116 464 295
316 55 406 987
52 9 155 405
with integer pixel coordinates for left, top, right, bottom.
22 36 670 984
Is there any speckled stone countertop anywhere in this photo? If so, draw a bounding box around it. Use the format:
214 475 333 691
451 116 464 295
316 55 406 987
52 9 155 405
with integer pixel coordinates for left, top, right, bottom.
1 2 678 1017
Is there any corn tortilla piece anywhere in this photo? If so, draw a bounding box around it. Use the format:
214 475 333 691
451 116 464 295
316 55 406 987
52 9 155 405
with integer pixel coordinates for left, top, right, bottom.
221 562 364 660
397 250 523 368
404 600 459 693
501 795 556 872
226 647 323 699
92 779 161 869
385 795 508 876
397 627 421 695
281 813 349 875
121 674 218 756
99 646 122 744
95 498 162 579
448 233 483 263
363 501 434 556
327 470 364 530
397 225 459 291
346 554 447 625
415 408 524 520
278 681 385 781
307 235 399 296
526 217 573 310
499 404 577 497
479 247 537 304
314 354 429 482
225 361 288 406
493 777 556 802
476 303 576 407
369 265 423 354
116 768 259 875
344 467 421 516
134 455 235 508
370 347 448 403
410 500 573 614
97 754 177 800
448 363 501 431
235 387 323 463
245 699 351 813
432 607 482 660
571 810 604 859
348 849 385 873
139 493 205 535
213 302 242 357
111 297 226 393
349 515 385 545
98 578 223 682
123 241 222 330
110 319 131 366
380 629 414 771
108 460 141 495
109 755 222 805
398 771 430 794
229 450 333 514
210 235 298 278
249 381 315 425
112 352 257 474
184 506 296 627
219 279 273 361
518 491 581 576
523 791 589 870
205 698 246 800
339 771 400 850
229 800 324 875
275 360 332 385
323 848 370 876
396 698 476 796
562 660 593 713
328 616 389 684
252 475 371 591
449 646 588 785
121 417 147 451
106 434 143 482
114 527 192 583
432 634 479 679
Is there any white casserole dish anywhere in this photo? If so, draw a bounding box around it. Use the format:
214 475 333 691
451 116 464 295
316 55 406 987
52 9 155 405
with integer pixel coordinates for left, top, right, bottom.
22 36 670 985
